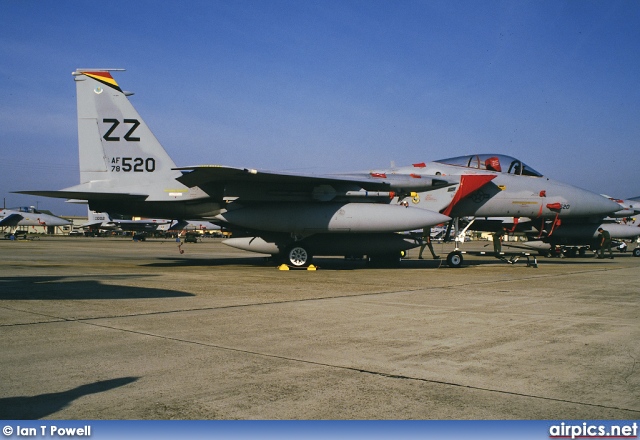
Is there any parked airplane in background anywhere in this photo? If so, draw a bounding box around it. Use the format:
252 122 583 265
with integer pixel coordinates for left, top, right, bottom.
603 195 640 218
0 206 70 237
174 220 221 233
83 209 221 235
82 209 172 233
17 70 621 266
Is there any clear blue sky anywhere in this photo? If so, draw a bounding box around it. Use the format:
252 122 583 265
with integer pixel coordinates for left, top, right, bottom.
1 0 639 216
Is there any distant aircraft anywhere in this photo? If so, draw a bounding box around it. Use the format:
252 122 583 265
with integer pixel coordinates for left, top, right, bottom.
17 70 621 266
0 206 70 237
82 209 172 233
603 195 640 219
83 209 221 236
173 220 221 233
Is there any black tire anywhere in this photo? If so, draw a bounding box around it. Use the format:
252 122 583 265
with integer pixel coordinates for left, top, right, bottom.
286 245 312 267
633 248 640 258
446 251 463 268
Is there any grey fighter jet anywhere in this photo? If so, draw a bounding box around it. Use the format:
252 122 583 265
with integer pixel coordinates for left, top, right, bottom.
1 206 70 237
18 69 452 266
83 209 221 237
18 70 621 267
83 209 172 233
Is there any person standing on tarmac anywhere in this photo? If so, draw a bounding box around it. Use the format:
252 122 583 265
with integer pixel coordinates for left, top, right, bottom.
597 227 614 259
418 228 439 259
493 227 506 254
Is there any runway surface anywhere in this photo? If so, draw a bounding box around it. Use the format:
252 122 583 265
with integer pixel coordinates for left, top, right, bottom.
1 236 639 419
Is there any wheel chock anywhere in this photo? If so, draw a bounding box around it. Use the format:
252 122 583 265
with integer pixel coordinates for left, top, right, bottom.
277 264 318 271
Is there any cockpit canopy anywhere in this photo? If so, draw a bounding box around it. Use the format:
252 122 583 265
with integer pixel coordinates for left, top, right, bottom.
434 154 543 177
9 206 40 213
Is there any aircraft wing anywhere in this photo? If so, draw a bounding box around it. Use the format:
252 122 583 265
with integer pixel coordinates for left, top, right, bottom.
14 191 149 202
0 213 24 227
80 221 106 228
175 165 459 197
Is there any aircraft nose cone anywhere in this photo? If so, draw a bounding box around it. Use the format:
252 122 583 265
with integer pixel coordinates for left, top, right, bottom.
578 192 624 217
599 195 626 216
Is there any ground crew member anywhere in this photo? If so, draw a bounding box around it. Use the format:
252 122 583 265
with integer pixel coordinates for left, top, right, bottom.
418 228 439 259
493 227 506 254
597 227 613 259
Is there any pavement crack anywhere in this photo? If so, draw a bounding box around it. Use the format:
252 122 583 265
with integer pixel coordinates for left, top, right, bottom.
355 368 640 414
75 318 640 416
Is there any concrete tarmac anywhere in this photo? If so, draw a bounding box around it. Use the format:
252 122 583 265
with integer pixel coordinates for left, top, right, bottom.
1 236 638 419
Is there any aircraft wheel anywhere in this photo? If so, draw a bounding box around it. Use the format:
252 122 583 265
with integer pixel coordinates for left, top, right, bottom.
446 251 463 268
286 245 312 267
633 248 640 258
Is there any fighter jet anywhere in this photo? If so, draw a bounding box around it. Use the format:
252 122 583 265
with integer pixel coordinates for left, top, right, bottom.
83 209 172 233
0 206 70 237
603 195 640 218
83 209 221 236
18 69 453 265
18 70 620 267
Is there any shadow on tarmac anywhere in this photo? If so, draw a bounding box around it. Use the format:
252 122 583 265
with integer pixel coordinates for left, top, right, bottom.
0 275 194 300
0 377 138 419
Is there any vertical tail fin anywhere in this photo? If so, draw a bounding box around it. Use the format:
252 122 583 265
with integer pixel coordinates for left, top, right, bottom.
87 207 111 224
73 69 185 200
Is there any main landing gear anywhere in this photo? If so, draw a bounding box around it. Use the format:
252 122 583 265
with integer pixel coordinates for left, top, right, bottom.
284 245 313 267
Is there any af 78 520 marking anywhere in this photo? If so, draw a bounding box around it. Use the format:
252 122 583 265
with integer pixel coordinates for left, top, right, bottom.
110 157 156 172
